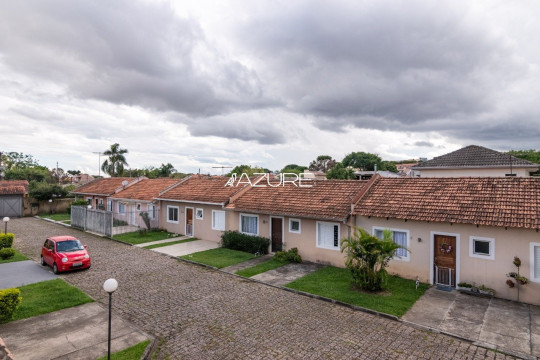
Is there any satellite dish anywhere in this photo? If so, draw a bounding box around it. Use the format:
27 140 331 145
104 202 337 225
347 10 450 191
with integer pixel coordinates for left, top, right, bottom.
122 180 128 186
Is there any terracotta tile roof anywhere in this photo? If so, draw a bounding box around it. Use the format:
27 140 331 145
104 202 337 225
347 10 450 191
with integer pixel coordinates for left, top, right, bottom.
71 177 141 196
157 175 247 204
227 180 368 221
110 178 180 202
354 176 540 229
0 180 29 195
413 145 538 169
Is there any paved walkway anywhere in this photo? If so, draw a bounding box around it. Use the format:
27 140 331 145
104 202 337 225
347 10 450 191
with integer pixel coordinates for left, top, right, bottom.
6 218 517 359
0 302 149 360
0 260 57 289
251 262 324 287
150 238 219 256
221 255 272 273
133 235 193 247
403 287 540 358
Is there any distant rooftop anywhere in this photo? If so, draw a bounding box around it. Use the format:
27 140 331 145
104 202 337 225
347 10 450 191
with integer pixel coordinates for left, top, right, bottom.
413 145 538 169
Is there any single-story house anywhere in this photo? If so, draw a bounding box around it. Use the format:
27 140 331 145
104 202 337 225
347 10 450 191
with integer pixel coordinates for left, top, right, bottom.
225 180 367 262
353 175 540 305
71 177 145 210
0 180 29 217
412 145 539 177
108 178 180 228
155 175 251 241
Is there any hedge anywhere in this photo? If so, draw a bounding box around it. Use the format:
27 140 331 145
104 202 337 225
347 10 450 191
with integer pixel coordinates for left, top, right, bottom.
0 233 14 250
0 248 15 260
221 231 270 254
67 200 89 214
0 288 22 322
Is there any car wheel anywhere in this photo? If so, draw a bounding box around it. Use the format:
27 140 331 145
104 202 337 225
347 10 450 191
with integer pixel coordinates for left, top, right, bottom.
40 256 46 266
53 263 59 274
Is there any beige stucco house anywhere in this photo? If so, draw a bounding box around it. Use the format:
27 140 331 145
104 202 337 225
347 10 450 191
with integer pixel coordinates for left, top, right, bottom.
412 145 539 177
353 175 540 305
71 177 145 210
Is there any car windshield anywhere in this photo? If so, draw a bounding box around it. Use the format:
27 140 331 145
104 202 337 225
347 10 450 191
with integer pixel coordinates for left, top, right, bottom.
56 240 84 252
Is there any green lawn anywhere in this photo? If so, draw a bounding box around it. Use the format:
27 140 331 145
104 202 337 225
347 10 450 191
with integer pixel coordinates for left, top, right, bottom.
143 238 197 249
4 279 93 323
180 248 256 268
41 213 71 221
0 248 28 264
113 230 179 245
236 258 288 277
285 266 429 317
96 340 150 360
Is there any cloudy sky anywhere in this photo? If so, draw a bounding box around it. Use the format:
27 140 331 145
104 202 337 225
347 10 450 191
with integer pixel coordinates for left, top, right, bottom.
1 0 539 175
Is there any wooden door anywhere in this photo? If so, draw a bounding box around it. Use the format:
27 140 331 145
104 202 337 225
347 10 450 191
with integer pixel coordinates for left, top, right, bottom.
186 208 193 236
271 218 283 252
434 235 456 286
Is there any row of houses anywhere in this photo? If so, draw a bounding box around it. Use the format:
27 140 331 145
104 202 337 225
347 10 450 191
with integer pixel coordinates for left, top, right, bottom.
72 171 540 305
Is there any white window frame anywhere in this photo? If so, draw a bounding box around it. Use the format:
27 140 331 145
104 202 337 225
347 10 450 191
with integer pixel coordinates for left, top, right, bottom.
147 204 155 219
469 236 495 260
289 218 301 234
107 200 112 212
118 203 126 214
530 242 540 283
372 226 410 261
316 221 340 251
212 210 225 231
196 208 203 220
136 203 141 211
240 214 259 236
99 199 104 205
167 205 179 224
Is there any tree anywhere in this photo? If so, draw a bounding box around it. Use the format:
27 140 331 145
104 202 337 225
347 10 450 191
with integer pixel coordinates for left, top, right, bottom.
341 227 406 292
101 143 129 177
4 166 52 183
309 155 336 173
341 152 397 172
508 150 540 175
157 163 177 177
325 162 355 179
1 152 41 170
67 170 81 176
226 165 268 177
280 164 307 175
29 182 68 201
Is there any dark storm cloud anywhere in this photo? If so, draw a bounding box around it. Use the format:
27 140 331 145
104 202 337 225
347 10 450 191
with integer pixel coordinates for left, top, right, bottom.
0 0 274 117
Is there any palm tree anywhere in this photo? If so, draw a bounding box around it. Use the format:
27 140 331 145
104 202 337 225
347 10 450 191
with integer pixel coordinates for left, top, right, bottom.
101 143 128 177
341 227 407 292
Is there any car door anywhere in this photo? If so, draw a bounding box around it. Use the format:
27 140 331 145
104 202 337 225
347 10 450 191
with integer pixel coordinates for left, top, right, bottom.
43 239 53 265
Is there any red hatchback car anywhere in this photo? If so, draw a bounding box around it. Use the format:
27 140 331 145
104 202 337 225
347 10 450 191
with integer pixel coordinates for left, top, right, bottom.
41 236 91 274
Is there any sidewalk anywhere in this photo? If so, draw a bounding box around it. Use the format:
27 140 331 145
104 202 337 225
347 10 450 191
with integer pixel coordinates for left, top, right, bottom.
150 239 219 257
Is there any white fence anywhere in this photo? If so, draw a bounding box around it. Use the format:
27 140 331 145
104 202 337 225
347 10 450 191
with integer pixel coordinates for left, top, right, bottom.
71 206 113 237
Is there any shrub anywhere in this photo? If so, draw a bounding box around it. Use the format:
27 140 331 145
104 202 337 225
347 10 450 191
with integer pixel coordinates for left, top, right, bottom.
0 233 14 250
67 200 89 214
0 288 22 322
220 231 270 254
457 282 472 288
0 248 15 260
113 219 128 226
273 247 302 263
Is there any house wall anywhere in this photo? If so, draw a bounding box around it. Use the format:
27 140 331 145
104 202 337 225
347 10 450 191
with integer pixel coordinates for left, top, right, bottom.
110 200 160 229
356 216 540 305
159 201 225 242
417 167 533 178
75 195 108 209
226 211 351 265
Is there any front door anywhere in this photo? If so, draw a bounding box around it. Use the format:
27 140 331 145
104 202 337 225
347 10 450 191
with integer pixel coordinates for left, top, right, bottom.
271 217 283 252
130 205 137 225
186 208 193 236
434 234 456 287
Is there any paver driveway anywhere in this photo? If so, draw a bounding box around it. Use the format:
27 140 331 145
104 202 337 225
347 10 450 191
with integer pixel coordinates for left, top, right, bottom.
9 218 515 359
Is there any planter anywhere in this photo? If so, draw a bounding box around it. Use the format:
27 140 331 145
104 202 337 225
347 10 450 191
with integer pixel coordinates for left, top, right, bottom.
458 287 494 298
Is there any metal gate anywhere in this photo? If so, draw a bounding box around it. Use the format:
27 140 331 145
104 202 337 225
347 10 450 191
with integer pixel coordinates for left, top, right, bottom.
71 206 113 237
0 195 22 217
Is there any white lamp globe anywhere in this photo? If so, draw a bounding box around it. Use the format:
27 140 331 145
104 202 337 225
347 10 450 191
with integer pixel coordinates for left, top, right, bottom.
2 217 9 222
103 278 118 293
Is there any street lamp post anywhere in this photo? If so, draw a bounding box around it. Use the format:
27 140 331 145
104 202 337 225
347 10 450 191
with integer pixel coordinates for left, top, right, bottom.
103 278 118 360
2 217 9 234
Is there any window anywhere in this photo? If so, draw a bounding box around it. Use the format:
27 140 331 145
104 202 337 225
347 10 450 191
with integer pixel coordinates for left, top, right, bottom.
289 219 301 234
147 204 155 219
240 214 258 235
86 197 92 205
212 210 225 231
136 203 141 211
99 199 103 205
469 236 494 260
167 206 179 223
316 222 340 250
374 227 409 260
107 200 112 212
118 203 126 214
531 243 540 282
196 208 203 220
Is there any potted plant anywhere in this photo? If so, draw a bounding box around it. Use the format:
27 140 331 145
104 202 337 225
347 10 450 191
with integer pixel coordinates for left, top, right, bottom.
478 285 495 297
506 256 528 301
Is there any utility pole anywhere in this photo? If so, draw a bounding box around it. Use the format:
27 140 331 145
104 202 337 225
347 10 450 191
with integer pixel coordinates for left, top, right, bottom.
212 166 233 175
92 152 104 177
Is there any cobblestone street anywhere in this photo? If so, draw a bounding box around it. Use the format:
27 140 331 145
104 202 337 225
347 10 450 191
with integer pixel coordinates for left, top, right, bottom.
10 218 515 359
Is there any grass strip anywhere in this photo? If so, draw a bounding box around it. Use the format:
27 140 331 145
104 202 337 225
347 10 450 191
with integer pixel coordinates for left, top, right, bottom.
113 230 179 245
285 266 429 317
236 258 288 277
143 238 197 249
40 213 71 221
96 340 150 360
180 248 255 269
0 248 28 264
4 278 93 323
